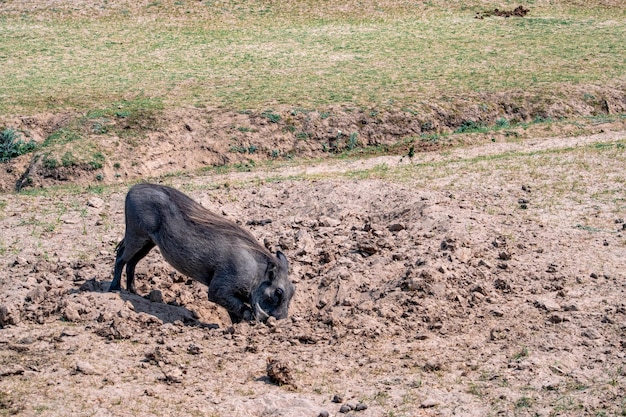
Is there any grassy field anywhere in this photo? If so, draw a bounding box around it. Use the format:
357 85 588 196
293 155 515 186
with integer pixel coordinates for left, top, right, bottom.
1 0 624 115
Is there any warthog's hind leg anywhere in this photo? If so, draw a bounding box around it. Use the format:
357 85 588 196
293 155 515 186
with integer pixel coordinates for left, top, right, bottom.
124 242 155 294
109 238 154 293
109 240 126 291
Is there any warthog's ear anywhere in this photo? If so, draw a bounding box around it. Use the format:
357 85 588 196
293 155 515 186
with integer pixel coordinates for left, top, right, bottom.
276 251 289 270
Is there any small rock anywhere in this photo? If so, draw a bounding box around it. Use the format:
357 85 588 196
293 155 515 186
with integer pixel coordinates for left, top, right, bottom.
266 357 295 387
87 197 104 209
0 365 25 377
548 314 563 324
582 328 601 340
534 298 561 312
423 361 442 372
543 380 561 391
187 344 202 355
357 241 377 256
420 398 438 408
12 256 28 266
319 217 341 227
25 285 47 303
76 361 97 375
355 403 368 411
318 411 330 417
63 304 81 322
164 368 184 384
601 315 614 324
478 259 493 269
494 278 511 292
332 394 343 403
388 223 405 232
61 216 80 224
60 328 80 337
265 316 278 328
148 289 163 303
392 253 405 261
498 251 512 260
339 404 353 413
79 278 103 292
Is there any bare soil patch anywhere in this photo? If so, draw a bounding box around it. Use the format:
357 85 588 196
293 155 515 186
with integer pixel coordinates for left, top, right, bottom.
1 85 625 192
1 128 625 416
476 6 530 19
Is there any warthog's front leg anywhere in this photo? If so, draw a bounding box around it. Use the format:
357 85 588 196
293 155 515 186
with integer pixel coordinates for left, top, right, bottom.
207 278 252 323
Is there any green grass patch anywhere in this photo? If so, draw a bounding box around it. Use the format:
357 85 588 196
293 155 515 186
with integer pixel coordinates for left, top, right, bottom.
0 1 624 115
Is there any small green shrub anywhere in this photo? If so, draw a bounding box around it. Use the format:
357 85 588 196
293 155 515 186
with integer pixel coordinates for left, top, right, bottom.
261 110 281 123
42 154 58 169
61 151 77 167
347 132 359 150
454 121 488 134
1 128 37 162
496 118 510 128
88 152 105 170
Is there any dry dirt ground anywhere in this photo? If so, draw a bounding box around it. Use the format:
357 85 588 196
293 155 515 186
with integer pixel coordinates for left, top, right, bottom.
1 129 626 417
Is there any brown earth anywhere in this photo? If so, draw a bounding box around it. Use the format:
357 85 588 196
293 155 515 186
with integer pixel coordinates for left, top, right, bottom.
2 84 625 192
476 6 530 19
1 126 625 416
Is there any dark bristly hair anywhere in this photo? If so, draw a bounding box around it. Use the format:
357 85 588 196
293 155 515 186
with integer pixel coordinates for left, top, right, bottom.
160 186 276 260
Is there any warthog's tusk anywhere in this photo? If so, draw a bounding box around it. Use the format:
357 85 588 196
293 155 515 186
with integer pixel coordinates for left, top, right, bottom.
254 303 270 321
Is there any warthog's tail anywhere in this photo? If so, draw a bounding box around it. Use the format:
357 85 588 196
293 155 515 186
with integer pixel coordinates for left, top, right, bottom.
114 239 125 254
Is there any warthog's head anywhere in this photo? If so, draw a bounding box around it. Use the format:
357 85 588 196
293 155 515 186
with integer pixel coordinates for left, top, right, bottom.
250 251 294 321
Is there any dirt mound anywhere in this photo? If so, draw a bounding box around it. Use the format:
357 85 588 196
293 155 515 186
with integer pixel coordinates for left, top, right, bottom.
1 161 625 415
476 5 530 19
1 84 625 192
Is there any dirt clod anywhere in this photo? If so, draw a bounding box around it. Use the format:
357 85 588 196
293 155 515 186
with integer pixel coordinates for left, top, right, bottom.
476 5 530 19
266 357 296 387
355 403 368 411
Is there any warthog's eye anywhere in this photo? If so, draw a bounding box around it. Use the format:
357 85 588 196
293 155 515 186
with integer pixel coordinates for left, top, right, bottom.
274 288 284 302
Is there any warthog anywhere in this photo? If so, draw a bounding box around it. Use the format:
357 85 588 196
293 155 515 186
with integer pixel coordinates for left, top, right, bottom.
109 183 295 323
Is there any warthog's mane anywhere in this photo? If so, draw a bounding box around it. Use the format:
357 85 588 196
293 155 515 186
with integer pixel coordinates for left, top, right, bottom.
163 186 276 261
